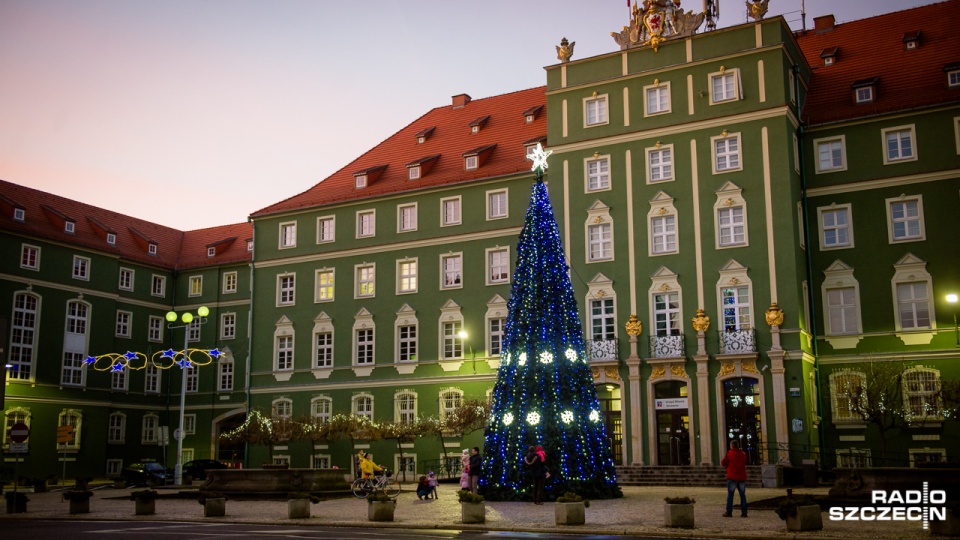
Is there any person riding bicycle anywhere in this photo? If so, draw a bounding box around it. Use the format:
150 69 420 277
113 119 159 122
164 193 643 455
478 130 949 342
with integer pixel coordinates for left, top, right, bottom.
359 452 383 479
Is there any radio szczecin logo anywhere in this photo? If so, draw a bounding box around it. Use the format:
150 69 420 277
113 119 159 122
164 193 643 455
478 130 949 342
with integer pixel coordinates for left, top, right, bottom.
829 482 947 530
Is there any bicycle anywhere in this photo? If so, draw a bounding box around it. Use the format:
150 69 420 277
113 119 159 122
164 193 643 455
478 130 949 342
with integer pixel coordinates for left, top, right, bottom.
351 468 401 499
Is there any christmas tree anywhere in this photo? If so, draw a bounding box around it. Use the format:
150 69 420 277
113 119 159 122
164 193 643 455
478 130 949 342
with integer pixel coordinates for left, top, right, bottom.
482 145 621 501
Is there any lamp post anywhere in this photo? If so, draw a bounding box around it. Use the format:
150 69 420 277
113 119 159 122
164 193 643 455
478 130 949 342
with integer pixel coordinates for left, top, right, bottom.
165 306 209 486
947 294 958 347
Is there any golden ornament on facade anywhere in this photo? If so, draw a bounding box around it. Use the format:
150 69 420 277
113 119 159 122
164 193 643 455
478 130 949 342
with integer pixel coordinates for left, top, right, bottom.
625 314 643 337
610 0 706 51
650 365 666 380
670 364 687 378
655 141 662 148
605 367 622 381
719 362 735 376
746 0 769 21
691 308 711 332
591 367 601 379
765 302 784 327
556 37 576 63
741 361 758 374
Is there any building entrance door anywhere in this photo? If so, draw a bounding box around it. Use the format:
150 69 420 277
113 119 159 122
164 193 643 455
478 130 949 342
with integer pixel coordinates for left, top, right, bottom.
723 377 762 465
216 414 246 468
654 381 690 465
596 385 622 465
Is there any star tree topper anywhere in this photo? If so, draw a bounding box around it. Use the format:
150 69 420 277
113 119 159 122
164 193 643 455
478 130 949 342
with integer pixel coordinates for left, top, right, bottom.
529 142 552 173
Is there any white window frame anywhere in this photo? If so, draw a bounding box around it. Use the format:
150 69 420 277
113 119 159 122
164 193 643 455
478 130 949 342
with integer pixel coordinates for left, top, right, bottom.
890 254 936 341
219 357 234 392
356 210 376 238
20 244 40 270
273 398 293 419
650 214 677 255
145 364 161 394
3 408 31 447
882 125 917 164
397 258 418 294
823 272 862 338
183 413 196 435
398 203 418 232
441 321 464 360
814 135 847 173
587 222 613 262
486 247 510 285
486 189 508 220
711 133 742 173
311 396 332 424
464 155 478 170
312 313 334 370
818 204 854 250
714 182 748 248
148 316 163 343
64 221 75 234
8 293 39 381
315 268 335 303
111 365 128 391
589 297 616 341
106 459 123 476
355 174 367 189
117 267 134 291
646 144 674 184
649 269 682 338
115 310 132 338
72 255 90 281
902 367 943 423
485 295 508 359
885 195 925 243
277 273 296 306
709 69 741 104
395 391 417 424
148 244 157 255
644 81 671 116
185 364 199 393
141 413 159 445
108 413 126 444
648 192 678 256
279 221 297 249
585 155 611 192
352 394 373 419
189 275 202 297
408 166 421 180
61 300 89 387
440 253 463 290
438 388 464 422
855 86 874 103
949 70 960 88
583 94 609 127
395 306 418 363
829 369 867 424
151 274 166 297
441 196 461 226
354 322 375 367
13 208 25 221
275 334 294 371
221 312 236 340
355 263 376 298
316 216 335 243
223 271 238 294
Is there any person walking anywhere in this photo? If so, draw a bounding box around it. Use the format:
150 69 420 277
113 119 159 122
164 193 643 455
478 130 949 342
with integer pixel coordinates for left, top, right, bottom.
468 446 482 494
721 439 748 517
524 445 546 504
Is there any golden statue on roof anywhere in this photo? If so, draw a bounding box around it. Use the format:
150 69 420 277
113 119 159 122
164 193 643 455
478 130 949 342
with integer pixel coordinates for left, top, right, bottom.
611 0 706 51
746 0 769 21
556 37 576 63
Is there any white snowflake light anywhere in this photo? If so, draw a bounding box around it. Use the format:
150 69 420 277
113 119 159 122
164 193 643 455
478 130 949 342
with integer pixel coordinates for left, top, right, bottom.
518 352 527 366
560 410 574 424
526 411 541 425
502 353 511 365
503 413 514 426
538 351 554 364
588 410 600 423
565 348 577 362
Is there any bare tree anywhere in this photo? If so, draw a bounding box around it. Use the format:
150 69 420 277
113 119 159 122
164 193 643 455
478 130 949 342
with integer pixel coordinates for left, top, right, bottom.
423 398 492 476
377 420 428 481
321 414 379 474
838 361 907 465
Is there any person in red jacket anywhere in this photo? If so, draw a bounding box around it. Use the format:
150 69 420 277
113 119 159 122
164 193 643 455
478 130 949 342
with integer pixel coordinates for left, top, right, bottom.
721 439 748 517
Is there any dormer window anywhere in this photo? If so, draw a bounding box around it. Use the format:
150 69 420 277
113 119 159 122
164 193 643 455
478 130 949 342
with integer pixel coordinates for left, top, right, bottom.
352 165 387 189
945 63 960 88
462 144 496 171
408 166 421 180
65 221 75 234
524 136 548 160
465 156 478 170
417 137 426 144
247 240 253 251
856 87 873 103
405 154 440 180
356 175 367 189
107 233 117 245
521 105 543 124
414 126 435 144
902 31 921 50
14 208 25 221
469 115 489 134
207 247 216 257
852 77 878 104
820 46 838 67
148 243 157 255
471 126 479 134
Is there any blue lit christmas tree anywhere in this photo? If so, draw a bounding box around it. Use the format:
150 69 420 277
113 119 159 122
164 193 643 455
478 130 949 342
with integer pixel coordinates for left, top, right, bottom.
482 145 621 501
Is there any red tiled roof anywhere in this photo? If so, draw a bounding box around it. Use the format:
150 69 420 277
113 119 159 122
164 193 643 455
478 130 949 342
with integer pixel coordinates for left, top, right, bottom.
252 86 547 217
0 179 250 270
796 1 960 126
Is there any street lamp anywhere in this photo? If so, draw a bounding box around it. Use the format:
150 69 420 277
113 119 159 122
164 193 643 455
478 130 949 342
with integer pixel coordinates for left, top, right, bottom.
165 305 209 486
947 294 958 347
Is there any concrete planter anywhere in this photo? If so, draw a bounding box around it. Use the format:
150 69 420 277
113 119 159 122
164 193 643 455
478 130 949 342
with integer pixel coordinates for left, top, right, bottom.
68 498 90 514
931 511 960 537
134 498 155 515
664 503 695 528
785 505 823 531
367 500 395 522
555 502 586 525
461 501 485 524
203 498 226 517
288 498 311 519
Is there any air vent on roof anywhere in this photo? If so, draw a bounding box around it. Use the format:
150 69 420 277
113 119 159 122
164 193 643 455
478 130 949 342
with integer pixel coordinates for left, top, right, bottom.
415 126 435 144
902 30 921 50
522 105 544 123
820 46 838 66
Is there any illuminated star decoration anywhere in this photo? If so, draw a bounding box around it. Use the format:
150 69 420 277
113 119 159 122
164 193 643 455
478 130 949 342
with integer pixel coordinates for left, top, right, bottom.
177 358 192 369
84 356 97 365
208 348 222 358
124 351 138 361
161 349 176 359
111 362 125 372
528 142 552 172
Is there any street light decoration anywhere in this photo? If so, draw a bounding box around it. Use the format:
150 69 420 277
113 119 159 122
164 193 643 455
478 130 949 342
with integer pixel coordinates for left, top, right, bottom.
82 347 222 372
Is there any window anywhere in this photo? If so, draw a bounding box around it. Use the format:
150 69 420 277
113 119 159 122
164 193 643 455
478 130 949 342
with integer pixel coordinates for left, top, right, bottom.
20 244 39 270
108 413 126 444
279 222 297 248
277 273 296 306
14 208 24 221
353 395 373 419
223 271 237 294
821 261 862 346
356 264 375 297
182 414 196 435
441 197 461 226
185 364 198 393
903 367 943 422
398 204 417 232
106 459 123 476
115 310 132 338
64 221 75 233
55 410 82 451
396 392 417 424
151 275 165 297
219 359 234 392
710 70 740 103
815 137 846 173
207 247 216 257
111 364 127 390
312 455 331 469
587 223 612 261
397 259 418 294
653 292 681 336
465 156 478 170
949 70 960 88
717 207 746 246
712 134 741 172
645 83 670 115
189 276 202 297
819 206 852 249
650 215 677 254
489 317 505 357
317 216 335 243
721 286 751 331
487 190 508 219
408 166 421 180
586 157 610 191
145 365 160 394
315 269 334 302
826 287 859 335
439 389 463 421
148 244 157 255
72 256 90 280
276 335 293 371
590 298 615 340
830 370 866 423
441 253 463 289
273 399 292 419
883 126 916 163
4 409 31 446
398 325 417 362
855 86 873 103
221 313 236 340
487 247 509 284
148 316 163 342
141 414 158 444
356 328 374 365
311 397 332 424
247 240 253 251
315 331 333 368
355 174 367 188
119 268 134 291
647 146 673 183
584 95 608 126
886 196 924 242
61 301 88 386
897 282 931 329
442 321 464 359
357 210 376 237
9 293 39 380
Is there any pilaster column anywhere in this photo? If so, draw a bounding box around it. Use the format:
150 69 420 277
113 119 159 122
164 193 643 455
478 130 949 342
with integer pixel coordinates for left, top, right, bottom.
691 309 713 465
765 303 790 464
625 314 644 465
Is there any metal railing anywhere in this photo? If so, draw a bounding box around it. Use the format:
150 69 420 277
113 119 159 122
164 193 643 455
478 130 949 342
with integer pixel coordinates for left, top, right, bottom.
649 334 685 358
587 339 618 362
418 457 463 481
718 329 756 354
757 442 958 470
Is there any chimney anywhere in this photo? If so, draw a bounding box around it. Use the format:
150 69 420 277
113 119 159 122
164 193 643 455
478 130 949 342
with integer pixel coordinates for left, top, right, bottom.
814 14 835 33
452 94 472 109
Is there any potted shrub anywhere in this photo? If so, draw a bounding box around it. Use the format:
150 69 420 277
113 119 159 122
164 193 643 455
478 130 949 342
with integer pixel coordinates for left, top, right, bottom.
663 496 696 528
555 491 589 525
457 489 485 524
130 489 158 515
198 491 227 517
931 502 960 537
775 496 822 532
63 490 94 514
287 492 319 519
5 492 29 514
367 492 396 522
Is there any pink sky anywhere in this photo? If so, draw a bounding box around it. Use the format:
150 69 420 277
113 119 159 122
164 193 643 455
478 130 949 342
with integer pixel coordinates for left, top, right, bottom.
0 0 941 229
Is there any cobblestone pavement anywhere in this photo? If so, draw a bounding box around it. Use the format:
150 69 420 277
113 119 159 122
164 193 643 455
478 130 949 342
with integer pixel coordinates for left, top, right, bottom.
0 484 933 539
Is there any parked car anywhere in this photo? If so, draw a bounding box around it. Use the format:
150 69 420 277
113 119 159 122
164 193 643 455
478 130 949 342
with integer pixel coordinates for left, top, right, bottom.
182 459 228 481
121 462 173 486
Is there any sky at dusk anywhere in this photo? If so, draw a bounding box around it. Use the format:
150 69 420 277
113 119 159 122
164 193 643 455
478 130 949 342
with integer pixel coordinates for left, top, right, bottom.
0 0 943 230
